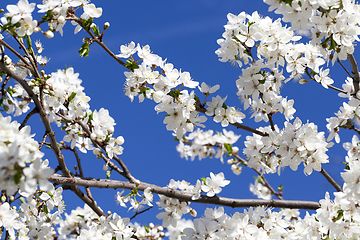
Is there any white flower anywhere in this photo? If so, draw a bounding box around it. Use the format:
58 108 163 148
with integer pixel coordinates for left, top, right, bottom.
116 41 137 58
201 172 230 197
198 82 220 94
83 3 102 18
6 0 35 24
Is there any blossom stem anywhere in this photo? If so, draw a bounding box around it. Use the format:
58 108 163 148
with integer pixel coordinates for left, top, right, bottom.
195 103 268 137
66 17 128 70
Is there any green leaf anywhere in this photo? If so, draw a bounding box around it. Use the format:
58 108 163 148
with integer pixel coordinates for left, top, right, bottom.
124 59 139 70
43 204 49 214
222 102 227 109
139 87 149 97
201 177 206 185
87 112 94 123
78 42 90 57
329 39 338 51
26 35 33 53
81 18 93 30
13 165 22 184
68 92 77 102
91 25 100 36
169 90 181 99
106 170 111 179
194 94 200 104
144 225 150 233
333 210 343 222
42 10 53 22
279 0 293 6
224 143 232 154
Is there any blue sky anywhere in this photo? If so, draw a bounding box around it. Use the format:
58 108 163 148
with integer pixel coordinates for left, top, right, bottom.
2 0 356 227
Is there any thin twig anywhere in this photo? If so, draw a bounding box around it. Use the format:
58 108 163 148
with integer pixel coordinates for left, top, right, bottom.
0 39 32 70
71 147 93 200
305 67 347 94
49 174 321 210
347 54 360 95
337 58 352 78
320 168 342 192
268 113 275 131
66 17 127 69
1 75 10 97
72 116 137 183
130 206 153 220
195 103 268 137
38 132 50 150
19 107 38 130
234 154 283 200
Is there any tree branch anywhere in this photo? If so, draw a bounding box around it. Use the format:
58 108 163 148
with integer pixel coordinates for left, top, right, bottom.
49 174 320 210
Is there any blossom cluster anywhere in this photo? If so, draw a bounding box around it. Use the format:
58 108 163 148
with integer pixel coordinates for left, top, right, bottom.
265 0 360 63
117 42 211 139
244 117 331 175
1 0 103 38
116 187 153 212
3 50 124 162
249 178 272 200
0 186 65 239
326 76 360 144
176 128 240 163
57 204 134 240
0 113 53 196
156 173 230 228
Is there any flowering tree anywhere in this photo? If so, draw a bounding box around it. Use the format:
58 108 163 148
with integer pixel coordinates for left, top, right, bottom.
1 0 360 239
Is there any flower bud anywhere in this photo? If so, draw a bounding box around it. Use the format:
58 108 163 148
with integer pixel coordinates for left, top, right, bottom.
57 15 65 24
299 79 307 84
52 7 60 16
149 223 154 229
1 195 6 202
157 226 163 232
190 209 197 217
153 91 164 103
90 23 96 29
227 159 235 165
232 146 239 154
90 132 97 140
231 164 242 175
103 164 109 171
33 26 41 33
115 136 124 145
44 30 54 39
104 22 110 30
93 148 101 156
